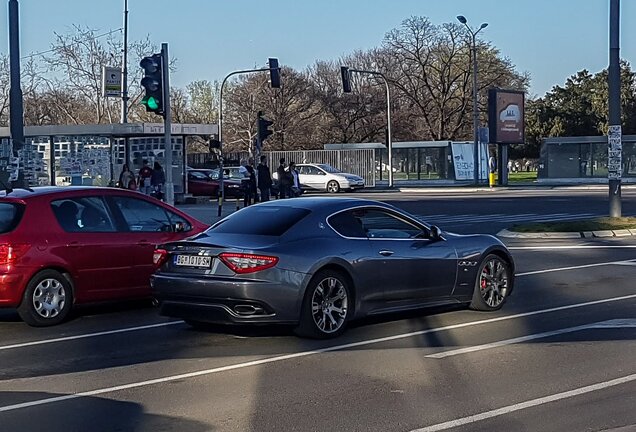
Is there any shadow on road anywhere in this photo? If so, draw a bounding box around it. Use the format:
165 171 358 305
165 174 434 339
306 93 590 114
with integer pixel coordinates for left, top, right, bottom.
0 391 213 432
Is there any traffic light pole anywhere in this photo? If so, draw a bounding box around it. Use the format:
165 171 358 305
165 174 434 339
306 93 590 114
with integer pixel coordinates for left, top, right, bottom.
608 0 622 217
349 69 393 188
161 43 174 206
217 66 278 217
120 0 129 124
8 0 25 188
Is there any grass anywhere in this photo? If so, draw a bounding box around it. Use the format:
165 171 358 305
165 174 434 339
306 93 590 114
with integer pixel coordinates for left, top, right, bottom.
505 171 538 183
510 217 636 233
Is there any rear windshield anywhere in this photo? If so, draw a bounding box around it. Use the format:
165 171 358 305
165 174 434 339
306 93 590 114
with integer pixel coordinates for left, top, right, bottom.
209 206 311 236
0 203 24 234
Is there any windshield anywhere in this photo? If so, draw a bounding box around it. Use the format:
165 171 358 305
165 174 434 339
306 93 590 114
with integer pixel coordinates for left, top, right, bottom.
317 164 341 174
208 206 310 236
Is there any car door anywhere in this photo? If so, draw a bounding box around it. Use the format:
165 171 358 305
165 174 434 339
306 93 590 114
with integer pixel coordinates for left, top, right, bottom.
107 195 195 295
50 196 131 302
298 165 326 190
355 208 457 302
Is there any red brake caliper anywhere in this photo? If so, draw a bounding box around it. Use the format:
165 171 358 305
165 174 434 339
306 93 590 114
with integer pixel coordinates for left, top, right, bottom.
480 268 488 289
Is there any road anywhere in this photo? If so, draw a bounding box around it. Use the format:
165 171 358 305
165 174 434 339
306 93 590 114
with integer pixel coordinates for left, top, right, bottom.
0 189 635 431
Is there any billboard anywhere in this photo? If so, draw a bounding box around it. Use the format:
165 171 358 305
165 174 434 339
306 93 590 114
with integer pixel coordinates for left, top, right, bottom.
488 89 525 144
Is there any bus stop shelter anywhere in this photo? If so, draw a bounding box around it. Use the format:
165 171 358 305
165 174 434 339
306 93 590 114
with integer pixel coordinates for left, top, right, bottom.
0 122 217 199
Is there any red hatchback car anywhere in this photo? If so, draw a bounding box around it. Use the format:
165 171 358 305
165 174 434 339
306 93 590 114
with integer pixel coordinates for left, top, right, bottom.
0 186 207 326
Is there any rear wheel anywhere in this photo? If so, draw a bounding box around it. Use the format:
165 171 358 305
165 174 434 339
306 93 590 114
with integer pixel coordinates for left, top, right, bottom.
18 270 73 327
326 180 340 194
469 254 511 311
295 270 351 339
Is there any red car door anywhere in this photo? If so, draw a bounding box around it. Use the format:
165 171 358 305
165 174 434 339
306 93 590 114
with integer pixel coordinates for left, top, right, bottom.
49 196 131 303
107 195 202 295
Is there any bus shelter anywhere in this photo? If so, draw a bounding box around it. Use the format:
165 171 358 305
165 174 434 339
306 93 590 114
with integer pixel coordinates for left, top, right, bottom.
0 122 217 199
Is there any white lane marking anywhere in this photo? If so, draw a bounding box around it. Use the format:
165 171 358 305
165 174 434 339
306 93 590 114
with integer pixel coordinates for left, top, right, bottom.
0 321 184 352
510 245 636 250
516 259 636 276
409 373 636 432
1 294 636 413
427 319 636 358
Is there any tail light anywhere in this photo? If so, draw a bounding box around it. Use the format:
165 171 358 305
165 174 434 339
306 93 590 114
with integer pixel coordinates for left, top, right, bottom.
153 248 169 268
0 243 30 265
218 252 278 274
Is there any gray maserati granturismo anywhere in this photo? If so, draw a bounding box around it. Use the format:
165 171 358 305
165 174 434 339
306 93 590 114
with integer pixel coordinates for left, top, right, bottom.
150 197 515 338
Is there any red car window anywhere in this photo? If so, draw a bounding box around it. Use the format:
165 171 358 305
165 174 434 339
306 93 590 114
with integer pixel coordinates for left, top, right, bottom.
51 197 117 233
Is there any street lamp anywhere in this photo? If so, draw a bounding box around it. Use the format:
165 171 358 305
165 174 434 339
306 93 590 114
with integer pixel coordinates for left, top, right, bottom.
457 15 488 185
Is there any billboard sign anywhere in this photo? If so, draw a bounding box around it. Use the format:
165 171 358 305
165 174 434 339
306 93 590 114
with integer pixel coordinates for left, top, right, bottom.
488 89 525 144
102 66 122 98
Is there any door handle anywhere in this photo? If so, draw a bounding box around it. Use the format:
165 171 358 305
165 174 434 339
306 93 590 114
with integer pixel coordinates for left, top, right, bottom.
378 250 394 256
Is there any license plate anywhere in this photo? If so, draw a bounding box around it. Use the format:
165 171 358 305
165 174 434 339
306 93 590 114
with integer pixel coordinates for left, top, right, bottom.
174 255 212 268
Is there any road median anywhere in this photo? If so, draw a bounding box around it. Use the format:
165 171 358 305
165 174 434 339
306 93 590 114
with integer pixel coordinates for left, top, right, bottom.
498 217 636 239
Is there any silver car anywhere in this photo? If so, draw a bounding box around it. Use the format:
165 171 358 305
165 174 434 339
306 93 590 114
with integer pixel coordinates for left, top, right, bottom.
150 198 515 339
276 163 365 193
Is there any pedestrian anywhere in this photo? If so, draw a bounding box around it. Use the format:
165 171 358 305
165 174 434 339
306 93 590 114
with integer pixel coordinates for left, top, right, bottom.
277 157 289 199
119 164 136 190
138 160 154 195
151 161 166 201
288 162 302 197
239 159 257 206
257 155 273 202
507 160 513 173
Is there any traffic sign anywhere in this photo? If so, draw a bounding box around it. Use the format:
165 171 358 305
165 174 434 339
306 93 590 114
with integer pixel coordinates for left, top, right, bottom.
102 66 122 98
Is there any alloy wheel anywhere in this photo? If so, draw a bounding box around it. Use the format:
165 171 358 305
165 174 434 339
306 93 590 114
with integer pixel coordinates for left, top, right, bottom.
32 278 66 319
311 277 348 334
479 258 508 308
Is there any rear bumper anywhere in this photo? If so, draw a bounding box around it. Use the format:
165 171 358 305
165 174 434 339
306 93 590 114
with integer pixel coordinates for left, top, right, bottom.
150 272 304 325
0 271 27 307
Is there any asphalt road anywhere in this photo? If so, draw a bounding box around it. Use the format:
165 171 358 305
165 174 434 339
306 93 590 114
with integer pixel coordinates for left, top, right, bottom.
1 189 635 432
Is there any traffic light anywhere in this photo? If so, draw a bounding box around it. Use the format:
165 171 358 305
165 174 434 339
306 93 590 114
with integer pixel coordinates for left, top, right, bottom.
341 66 352 93
269 58 281 88
140 53 164 116
257 111 274 146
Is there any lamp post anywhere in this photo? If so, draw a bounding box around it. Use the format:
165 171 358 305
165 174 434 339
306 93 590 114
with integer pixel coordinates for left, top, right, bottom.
457 15 488 185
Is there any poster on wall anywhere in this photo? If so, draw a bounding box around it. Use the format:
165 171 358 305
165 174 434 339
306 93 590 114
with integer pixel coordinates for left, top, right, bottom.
488 89 525 144
451 142 489 181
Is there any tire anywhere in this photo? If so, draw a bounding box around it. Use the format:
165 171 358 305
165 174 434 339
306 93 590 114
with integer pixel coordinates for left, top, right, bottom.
469 254 511 312
326 180 340 194
18 270 73 327
294 270 351 339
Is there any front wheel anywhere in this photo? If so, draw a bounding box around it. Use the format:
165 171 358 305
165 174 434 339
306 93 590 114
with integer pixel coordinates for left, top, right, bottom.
18 270 73 327
469 254 511 311
295 270 351 339
326 180 340 194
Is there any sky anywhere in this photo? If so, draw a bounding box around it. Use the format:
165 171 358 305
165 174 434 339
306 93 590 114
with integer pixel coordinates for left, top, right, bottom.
1 0 635 98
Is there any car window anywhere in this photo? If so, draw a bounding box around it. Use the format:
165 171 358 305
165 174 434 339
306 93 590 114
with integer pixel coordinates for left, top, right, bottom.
51 197 116 233
328 211 367 238
354 209 422 239
0 202 25 234
209 206 310 236
189 171 208 180
318 164 341 174
112 196 189 232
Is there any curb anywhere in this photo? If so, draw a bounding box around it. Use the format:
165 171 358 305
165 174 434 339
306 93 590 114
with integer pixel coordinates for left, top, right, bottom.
497 228 636 239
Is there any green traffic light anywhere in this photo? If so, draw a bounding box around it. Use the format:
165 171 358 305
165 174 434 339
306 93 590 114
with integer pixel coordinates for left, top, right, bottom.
146 96 159 110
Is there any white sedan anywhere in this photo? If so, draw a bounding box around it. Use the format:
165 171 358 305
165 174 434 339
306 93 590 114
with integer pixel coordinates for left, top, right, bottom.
274 163 365 193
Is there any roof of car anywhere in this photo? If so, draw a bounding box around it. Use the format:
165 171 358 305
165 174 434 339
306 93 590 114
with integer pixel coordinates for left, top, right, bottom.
0 186 128 199
257 196 387 212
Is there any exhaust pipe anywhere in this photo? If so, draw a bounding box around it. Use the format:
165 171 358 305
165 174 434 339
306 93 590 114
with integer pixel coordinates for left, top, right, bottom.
234 304 264 316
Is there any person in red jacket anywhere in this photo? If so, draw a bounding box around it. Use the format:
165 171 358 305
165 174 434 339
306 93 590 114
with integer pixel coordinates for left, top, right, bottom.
138 160 154 195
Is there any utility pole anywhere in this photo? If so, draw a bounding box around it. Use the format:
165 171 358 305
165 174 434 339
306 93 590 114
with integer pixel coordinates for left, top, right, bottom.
162 43 174 206
121 0 129 124
608 0 622 217
8 0 25 188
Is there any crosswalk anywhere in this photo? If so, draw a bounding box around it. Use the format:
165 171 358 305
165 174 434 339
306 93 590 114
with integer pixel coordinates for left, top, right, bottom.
414 212 605 225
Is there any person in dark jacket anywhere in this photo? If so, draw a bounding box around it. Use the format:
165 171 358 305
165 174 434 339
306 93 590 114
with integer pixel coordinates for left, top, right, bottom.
276 157 290 199
151 162 166 200
242 158 257 206
257 156 273 202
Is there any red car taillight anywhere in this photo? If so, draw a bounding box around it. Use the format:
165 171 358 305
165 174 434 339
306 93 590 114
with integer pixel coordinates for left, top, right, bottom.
153 248 169 268
0 243 30 265
218 252 278 274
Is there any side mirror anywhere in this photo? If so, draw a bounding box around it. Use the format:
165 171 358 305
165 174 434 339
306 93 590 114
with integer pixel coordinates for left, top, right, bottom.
429 225 443 242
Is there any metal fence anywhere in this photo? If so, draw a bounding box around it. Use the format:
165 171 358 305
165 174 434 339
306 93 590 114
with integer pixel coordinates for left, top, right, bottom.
265 149 376 187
